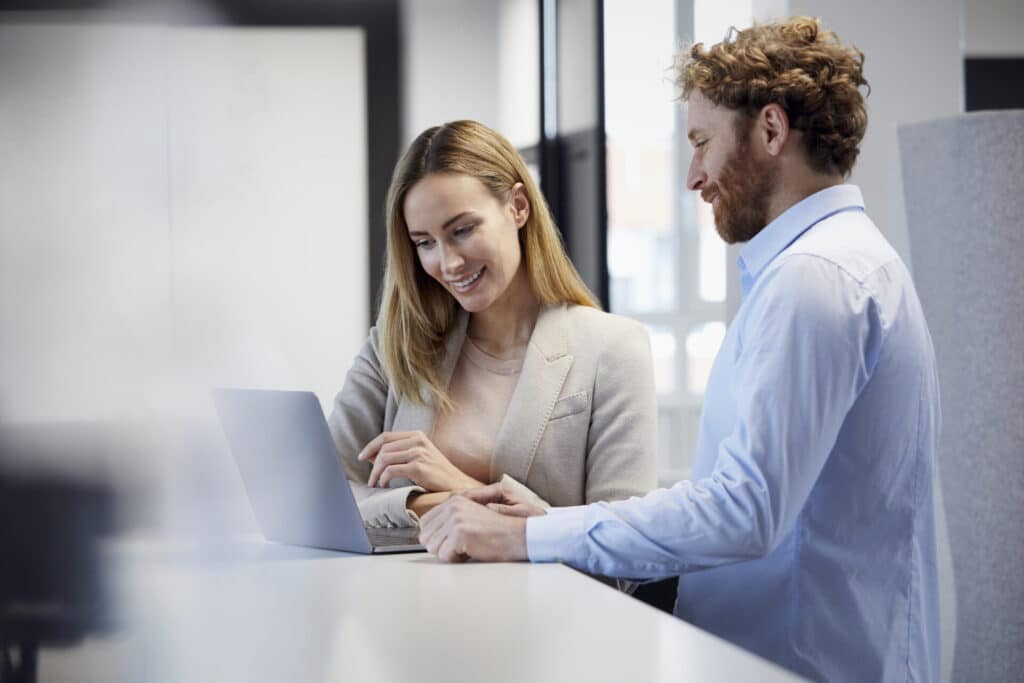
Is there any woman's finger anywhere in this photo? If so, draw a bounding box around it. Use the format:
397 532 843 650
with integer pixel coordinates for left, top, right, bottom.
358 431 418 462
367 450 410 487
378 463 415 488
376 436 420 457
356 433 385 463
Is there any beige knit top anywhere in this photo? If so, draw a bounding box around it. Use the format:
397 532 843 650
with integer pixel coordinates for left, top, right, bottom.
430 337 526 484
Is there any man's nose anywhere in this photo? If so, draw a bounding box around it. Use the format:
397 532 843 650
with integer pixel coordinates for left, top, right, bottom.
687 156 706 191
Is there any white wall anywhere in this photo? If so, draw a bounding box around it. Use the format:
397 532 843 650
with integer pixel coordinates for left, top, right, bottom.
0 17 368 422
964 0 1024 56
401 0 538 148
754 0 964 271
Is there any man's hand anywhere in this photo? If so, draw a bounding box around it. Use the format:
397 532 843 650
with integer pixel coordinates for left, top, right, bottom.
418 492 534 563
462 482 547 518
358 431 482 492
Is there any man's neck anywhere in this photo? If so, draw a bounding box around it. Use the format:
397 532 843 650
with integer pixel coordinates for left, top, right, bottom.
766 171 845 226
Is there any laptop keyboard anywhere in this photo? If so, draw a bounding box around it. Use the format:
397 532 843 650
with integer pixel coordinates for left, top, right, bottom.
365 527 420 547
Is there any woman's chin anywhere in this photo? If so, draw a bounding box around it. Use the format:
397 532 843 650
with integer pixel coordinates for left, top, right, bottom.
454 293 492 313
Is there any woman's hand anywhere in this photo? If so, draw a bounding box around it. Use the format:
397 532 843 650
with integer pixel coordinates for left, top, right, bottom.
358 431 483 492
407 491 452 518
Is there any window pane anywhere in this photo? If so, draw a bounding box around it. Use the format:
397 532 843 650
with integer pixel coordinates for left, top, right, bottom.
685 321 726 396
697 199 726 302
644 324 677 397
605 0 676 314
694 0 753 46
659 403 702 483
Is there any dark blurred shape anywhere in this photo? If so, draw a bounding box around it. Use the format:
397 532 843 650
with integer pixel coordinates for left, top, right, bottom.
632 577 678 614
965 58 1024 111
538 0 610 308
0 425 118 683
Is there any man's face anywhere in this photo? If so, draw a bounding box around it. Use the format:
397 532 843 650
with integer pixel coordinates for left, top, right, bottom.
686 92 775 244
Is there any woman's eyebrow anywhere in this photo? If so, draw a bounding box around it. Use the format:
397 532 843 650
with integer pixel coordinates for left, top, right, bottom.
408 211 475 237
441 211 474 230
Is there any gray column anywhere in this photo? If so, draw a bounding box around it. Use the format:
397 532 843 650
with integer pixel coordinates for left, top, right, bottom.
899 110 1024 683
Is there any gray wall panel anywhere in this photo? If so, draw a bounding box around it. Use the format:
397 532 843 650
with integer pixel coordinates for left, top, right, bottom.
899 110 1024 683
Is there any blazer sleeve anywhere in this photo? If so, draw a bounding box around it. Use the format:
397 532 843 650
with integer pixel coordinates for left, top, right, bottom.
583 319 658 502
326 326 424 528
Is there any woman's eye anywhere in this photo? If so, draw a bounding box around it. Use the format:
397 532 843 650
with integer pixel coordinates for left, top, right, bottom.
453 224 475 238
414 239 434 249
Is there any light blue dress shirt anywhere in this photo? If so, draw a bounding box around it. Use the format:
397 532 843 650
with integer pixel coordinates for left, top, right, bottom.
527 185 941 682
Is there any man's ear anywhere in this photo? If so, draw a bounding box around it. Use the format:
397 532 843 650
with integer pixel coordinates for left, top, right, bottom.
510 182 530 228
758 103 790 157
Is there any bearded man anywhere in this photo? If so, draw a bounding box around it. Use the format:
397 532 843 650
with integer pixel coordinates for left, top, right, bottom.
419 17 941 682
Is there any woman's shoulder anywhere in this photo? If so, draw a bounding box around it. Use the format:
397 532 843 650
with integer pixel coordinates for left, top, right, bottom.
562 304 648 338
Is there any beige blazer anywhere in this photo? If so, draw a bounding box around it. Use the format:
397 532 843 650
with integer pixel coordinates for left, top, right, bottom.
327 303 657 528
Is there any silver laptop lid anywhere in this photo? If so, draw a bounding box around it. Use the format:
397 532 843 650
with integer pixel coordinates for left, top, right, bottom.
212 388 375 553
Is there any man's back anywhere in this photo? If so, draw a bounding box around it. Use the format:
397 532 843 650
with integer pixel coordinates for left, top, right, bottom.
680 187 941 681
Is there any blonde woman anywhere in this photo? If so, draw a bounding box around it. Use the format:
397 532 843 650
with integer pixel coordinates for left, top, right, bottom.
328 120 656 528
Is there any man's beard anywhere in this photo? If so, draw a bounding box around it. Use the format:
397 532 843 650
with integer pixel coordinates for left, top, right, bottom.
703 130 776 244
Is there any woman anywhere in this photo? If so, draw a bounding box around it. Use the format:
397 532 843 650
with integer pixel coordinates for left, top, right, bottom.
328 120 656 528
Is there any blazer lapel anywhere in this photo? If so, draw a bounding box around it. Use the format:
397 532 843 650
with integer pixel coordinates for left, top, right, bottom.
391 309 469 435
491 304 573 484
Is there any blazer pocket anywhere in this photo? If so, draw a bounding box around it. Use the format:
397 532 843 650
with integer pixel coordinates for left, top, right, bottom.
549 390 589 421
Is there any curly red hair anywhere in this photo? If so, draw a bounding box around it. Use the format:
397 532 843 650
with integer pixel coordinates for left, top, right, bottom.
676 16 869 177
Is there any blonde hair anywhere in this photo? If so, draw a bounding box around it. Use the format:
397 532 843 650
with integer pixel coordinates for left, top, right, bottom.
379 120 598 410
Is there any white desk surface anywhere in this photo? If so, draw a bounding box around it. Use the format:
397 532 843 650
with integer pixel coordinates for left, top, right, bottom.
48 539 804 682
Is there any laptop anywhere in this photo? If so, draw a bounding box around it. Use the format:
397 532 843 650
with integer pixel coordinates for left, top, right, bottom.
212 388 424 554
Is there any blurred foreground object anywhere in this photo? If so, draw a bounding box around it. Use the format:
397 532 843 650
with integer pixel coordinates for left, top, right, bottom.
0 424 118 683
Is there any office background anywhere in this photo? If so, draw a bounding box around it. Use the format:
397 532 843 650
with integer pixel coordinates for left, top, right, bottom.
2 0 1022 474
1 1 1021 681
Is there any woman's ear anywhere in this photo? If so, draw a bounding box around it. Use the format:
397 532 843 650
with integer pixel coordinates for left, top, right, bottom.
510 182 530 228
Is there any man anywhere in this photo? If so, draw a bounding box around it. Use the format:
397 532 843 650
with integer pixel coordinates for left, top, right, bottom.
419 16 940 682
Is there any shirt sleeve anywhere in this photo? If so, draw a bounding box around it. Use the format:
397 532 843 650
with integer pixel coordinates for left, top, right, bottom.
528 256 884 578
353 482 426 528
526 505 588 563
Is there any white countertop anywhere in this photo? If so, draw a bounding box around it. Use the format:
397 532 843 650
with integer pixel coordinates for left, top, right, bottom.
42 538 804 682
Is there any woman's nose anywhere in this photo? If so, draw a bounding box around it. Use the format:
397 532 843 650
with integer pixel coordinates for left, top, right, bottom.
439 243 465 275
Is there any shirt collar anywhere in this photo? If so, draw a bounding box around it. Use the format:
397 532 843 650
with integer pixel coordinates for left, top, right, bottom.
738 184 865 296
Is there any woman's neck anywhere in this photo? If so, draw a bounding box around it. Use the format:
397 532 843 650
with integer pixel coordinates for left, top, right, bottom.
467 268 540 358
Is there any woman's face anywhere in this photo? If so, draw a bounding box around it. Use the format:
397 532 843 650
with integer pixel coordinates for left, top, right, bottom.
403 173 529 313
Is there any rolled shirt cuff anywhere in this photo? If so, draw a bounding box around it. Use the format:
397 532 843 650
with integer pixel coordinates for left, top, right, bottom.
356 484 426 528
526 505 588 565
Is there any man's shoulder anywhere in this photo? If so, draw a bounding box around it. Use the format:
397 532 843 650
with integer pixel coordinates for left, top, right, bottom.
777 209 901 286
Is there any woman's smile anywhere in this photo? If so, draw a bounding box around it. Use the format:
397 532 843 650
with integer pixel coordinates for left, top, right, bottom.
448 266 485 293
